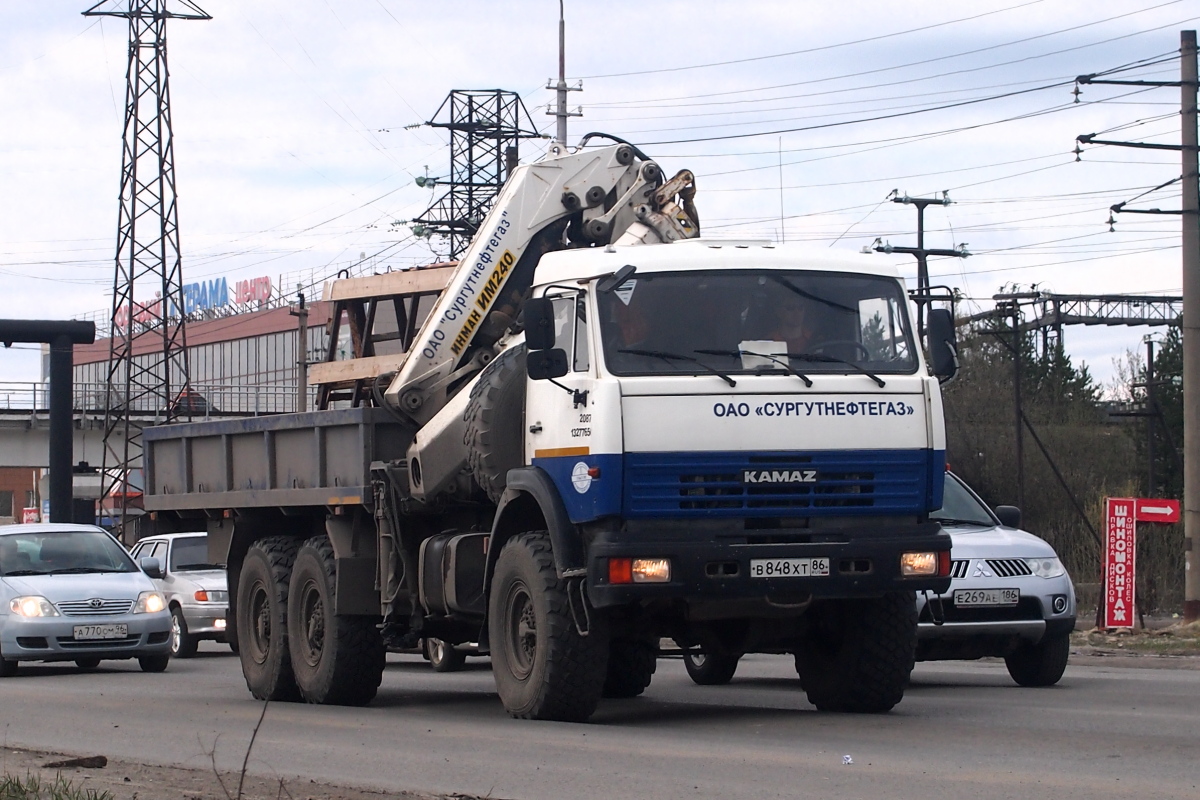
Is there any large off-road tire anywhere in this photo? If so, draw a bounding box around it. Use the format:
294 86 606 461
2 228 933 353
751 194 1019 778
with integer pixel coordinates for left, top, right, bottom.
794 592 917 713
425 638 467 673
170 606 199 658
464 345 527 502
1005 632 1070 687
488 532 609 721
603 639 657 698
237 536 301 701
683 651 740 686
287 536 385 706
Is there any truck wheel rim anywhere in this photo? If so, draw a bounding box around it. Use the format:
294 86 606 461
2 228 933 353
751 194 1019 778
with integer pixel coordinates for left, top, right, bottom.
504 581 536 680
690 654 706 668
431 640 445 665
298 578 325 667
170 613 182 655
247 581 271 665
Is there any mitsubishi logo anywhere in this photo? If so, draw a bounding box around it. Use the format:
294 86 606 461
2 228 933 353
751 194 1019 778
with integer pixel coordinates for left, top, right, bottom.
88 598 104 608
971 562 994 579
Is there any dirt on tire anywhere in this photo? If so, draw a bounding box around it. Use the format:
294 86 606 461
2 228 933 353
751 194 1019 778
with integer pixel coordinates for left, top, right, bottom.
794 591 917 713
288 536 385 706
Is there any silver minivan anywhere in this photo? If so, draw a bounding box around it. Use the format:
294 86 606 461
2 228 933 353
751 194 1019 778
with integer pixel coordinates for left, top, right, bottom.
0 523 172 675
131 533 228 657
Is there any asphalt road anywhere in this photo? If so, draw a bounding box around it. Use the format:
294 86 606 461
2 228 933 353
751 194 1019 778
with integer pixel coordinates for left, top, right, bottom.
1 645 1196 800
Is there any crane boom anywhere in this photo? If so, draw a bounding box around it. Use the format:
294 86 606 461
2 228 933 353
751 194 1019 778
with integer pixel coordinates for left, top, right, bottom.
384 141 698 424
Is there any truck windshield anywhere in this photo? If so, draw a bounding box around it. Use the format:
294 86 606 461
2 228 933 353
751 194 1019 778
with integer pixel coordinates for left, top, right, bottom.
597 269 916 377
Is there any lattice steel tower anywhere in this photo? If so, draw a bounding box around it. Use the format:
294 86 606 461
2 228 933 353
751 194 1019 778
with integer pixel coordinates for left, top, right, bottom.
83 1 209 539
411 90 541 260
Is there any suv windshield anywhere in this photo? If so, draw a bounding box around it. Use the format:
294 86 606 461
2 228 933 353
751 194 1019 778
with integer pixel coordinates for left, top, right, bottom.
597 269 916 377
169 537 222 571
931 475 997 528
0 529 138 576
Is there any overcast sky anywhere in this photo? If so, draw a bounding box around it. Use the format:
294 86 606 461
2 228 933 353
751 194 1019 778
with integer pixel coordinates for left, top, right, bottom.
1 0 1195 386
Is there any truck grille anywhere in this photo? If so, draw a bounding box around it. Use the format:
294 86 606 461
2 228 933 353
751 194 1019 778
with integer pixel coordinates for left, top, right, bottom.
56 599 134 617
623 450 934 518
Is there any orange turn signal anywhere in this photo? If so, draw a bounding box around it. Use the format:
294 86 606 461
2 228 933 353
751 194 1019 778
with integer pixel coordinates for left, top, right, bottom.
608 557 633 584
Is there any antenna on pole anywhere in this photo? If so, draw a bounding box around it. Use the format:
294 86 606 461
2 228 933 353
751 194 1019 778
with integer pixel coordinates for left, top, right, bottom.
546 0 581 147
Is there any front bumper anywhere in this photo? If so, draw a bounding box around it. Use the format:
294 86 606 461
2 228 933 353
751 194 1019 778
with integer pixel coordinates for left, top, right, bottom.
916 572 1077 645
179 603 228 637
1 611 172 662
586 518 951 608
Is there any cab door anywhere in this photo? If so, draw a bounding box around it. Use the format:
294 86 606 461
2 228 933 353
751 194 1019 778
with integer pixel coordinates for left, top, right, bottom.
526 291 613 519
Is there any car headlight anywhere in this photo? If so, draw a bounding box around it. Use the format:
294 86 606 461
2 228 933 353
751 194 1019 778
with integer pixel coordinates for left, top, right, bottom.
1026 557 1066 579
134 591 166 614
9 596 60 618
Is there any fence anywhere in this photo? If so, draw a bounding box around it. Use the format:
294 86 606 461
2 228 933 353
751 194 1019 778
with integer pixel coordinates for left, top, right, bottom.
0 381 318 417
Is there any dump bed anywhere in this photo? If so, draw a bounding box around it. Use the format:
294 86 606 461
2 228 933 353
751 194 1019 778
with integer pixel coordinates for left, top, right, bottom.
142 408 412 512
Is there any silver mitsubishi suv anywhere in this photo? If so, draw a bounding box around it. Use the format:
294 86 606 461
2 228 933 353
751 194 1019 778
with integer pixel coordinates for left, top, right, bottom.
917 473 1077 686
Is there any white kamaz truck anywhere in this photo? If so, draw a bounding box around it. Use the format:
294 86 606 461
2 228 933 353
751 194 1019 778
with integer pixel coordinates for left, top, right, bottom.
142 138 958 720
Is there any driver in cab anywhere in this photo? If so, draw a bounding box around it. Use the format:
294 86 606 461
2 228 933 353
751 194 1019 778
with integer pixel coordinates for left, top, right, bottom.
766 291 820 354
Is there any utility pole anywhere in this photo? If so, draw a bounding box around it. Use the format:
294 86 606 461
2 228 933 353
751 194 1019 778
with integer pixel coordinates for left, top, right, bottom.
874 192 969 338
1146 338 1158 496
1074 30 1198 621
1182 30 1199 622
547 0 581 146
1010 301 1025 511
290 291 308 413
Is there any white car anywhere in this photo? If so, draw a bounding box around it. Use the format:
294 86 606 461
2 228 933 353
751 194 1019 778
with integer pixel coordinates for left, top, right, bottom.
131 533 229 658
1 523 171 675
917 473 1077 686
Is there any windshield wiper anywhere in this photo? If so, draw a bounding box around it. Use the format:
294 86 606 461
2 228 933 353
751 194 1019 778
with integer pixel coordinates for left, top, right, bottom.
789 353 886 387
694 349 812 387
3 569 48 576
769 276 857 314
933 517 993 527
617 348 737 387
48 567 110 575
175 563 225 571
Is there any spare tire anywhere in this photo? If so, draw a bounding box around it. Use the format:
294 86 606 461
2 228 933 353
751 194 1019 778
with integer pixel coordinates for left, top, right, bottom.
464 344 527 502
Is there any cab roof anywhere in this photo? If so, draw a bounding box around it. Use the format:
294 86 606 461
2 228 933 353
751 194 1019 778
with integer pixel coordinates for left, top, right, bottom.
533 240 908 287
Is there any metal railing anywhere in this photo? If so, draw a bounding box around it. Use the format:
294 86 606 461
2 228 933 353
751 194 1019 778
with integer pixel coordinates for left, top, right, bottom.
0 381 319 417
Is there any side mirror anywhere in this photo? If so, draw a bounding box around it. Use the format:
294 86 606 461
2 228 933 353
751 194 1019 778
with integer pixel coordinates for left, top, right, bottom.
927 308 958 382
140 557 163 579
527 348 569 381
524 297 556 350
994 505 1022 529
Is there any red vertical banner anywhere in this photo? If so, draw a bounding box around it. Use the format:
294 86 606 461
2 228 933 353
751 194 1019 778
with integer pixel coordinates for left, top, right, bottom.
1103 498 1137 628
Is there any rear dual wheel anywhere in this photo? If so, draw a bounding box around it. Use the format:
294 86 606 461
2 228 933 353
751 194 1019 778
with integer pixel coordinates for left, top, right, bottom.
237 537 301 701
287 537 385 706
